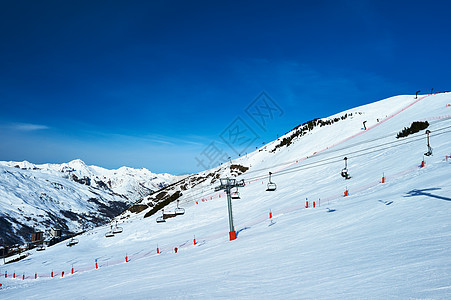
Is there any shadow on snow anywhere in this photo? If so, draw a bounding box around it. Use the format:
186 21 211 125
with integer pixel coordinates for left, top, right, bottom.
404 188 451 202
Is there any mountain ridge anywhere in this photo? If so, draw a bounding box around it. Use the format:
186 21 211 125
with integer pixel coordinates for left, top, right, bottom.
0 159 177 246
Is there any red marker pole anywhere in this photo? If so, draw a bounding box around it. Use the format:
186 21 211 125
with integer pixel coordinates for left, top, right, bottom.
229 230 236 241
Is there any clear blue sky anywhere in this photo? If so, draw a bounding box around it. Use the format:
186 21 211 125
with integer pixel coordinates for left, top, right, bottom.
1 0 450 174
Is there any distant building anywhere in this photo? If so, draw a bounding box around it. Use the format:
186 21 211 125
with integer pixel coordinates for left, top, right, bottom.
30 231 44 243
0 246 7 257
50 228 62 238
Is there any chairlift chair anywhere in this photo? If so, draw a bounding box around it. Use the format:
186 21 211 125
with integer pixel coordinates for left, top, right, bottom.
112 226 123 234
424 130 433 156
266 172 277 191
163 210 176 219
231 188 240 199
341 157 351 179
105 231 115 238
66 238 79 247
156 210 166 223
425 145 433 156
174 200 185 216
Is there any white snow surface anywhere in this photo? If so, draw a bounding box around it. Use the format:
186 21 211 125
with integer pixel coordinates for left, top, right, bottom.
1 93 451 299
0 159 177 243
0 159 176 202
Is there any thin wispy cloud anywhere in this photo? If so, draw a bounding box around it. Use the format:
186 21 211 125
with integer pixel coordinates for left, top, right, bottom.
8 123 50 132
78 129 209 148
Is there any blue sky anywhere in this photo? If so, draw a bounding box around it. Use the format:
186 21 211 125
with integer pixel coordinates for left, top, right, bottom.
1 0 450 174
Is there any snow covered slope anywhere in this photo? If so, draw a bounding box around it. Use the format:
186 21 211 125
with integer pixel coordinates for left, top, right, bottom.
0 160 176 246
1 93 451 299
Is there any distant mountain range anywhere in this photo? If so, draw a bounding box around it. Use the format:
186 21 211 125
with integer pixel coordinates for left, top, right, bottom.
0 159 177 246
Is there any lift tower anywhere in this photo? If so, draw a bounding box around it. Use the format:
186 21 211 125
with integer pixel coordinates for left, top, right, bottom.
215 178 245 241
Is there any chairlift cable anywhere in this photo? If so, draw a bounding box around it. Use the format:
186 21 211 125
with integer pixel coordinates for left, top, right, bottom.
238 123 451 179
165 128 451 204
269 129 451 179
152 126 451 205
242 128 451 181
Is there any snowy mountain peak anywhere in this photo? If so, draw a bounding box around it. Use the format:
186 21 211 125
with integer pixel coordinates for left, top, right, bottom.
0 159 177 246
67 158 89 170
0 160 38 170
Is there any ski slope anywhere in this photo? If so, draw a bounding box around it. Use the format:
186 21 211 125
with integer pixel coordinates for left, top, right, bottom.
1 93 451 299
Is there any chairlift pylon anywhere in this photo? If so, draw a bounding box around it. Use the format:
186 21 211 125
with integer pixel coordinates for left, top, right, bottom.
266 172 277 191
341 157 351 179
175 199 185 215
424 130 433 156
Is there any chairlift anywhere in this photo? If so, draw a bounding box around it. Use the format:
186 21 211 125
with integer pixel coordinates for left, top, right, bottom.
156 210 166 223
231 188 240 199
266 172 277 191
424 130 433 156
163 210 176 219
66 238 79 247
112 226 123 234
105 231 115 238
341 157 351 179
175 199 185 216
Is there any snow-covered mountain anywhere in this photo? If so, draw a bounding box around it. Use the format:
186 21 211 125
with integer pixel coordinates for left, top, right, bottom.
1 93 451 299
0 159 176 246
